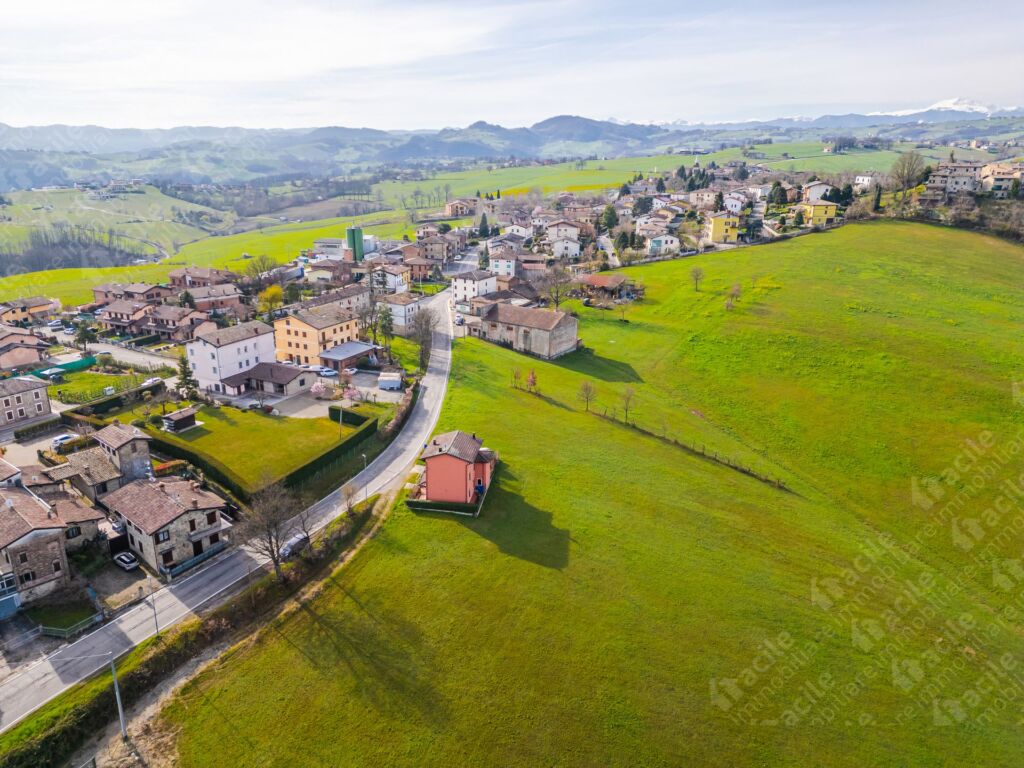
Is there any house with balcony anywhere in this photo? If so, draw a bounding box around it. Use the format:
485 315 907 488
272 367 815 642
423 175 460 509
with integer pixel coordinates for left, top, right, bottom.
370 264 411 296
140 305 210 341
0 297 61 326
97 300 154 336
274 304 359 366
703 212 740 244
100 478 230 576
91 283 172 306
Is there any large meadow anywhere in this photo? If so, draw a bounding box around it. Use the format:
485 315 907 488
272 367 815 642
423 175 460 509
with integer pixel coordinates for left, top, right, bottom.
161 221 1024 766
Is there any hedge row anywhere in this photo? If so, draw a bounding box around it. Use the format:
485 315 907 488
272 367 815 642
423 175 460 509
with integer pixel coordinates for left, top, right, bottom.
282 415 378 489
146 431 251 502
405 498 480 515
12 416 60 440
327 404 371 426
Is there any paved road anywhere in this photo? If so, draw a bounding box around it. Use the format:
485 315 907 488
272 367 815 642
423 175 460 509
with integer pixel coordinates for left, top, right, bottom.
0 292 454 733
53 334 174 370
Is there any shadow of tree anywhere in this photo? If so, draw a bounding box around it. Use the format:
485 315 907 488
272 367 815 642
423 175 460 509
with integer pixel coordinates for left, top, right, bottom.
280 589 448 727
554 347 643 383
417 467 570 570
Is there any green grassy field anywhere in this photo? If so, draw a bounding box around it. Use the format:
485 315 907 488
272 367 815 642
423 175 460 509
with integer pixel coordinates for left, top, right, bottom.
136 404 353 488
0 210 415 306
0 185 237 254
162 221 1024 766
47 371 146 403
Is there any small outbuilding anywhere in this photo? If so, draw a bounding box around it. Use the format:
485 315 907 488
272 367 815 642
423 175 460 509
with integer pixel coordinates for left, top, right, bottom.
162 406 198 433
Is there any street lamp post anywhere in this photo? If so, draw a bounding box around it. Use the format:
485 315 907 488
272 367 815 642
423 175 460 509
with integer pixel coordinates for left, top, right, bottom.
148 577 160 639
109 652 127 740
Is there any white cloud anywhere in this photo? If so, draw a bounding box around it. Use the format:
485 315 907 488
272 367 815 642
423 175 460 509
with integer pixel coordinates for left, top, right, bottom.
0 0 1021 128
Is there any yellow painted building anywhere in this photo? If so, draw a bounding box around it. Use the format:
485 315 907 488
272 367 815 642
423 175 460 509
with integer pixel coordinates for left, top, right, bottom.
793 201 838 228
0 296 59 324
703 212 740 244
274 304 359 365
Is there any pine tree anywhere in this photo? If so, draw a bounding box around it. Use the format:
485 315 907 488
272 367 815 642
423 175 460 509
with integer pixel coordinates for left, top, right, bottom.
601 205 618 231
872 185 882 212
177 353 199 398
619 183 631 197
656 178 666 193
478 213 489 238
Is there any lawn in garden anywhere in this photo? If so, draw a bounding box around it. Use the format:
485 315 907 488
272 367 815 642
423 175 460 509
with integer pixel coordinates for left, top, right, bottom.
162 221 1024 766
47 370 146 404
113 402 355 489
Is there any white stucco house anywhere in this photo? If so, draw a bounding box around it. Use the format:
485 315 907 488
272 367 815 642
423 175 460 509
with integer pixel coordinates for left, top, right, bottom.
647 234 680 256
185 320 275 394
452 270 498 305
550 237 581 260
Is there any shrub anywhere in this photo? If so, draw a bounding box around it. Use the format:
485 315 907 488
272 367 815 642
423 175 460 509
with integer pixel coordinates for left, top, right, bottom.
13 416 60 440
148 414 162 426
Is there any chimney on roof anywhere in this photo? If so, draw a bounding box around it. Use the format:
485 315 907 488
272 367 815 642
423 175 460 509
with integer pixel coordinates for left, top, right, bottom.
191 498 199 508
112 418 120 426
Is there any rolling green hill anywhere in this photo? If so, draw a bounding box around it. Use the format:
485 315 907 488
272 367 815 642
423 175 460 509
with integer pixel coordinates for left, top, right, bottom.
162 221 1024 767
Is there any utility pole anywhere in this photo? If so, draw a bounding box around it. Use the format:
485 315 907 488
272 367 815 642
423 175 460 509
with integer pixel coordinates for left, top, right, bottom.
109 652 127 740
148 577 160 639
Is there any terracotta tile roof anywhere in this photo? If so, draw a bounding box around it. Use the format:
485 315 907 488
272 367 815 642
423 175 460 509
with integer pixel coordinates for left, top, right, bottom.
579 273 628 290
94 422 151 451
0 459 20 483
291 305 356 330
481 303 569 331
101 478 225 535
194 320 272 347
422 430 486 463
51 494 104 524
19 464 54 487
0 488 64 549
221 362 306 388
47 447 121 486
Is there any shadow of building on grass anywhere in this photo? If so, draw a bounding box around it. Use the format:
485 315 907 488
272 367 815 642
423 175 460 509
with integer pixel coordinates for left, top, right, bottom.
416 467 570 571
554 347 643 383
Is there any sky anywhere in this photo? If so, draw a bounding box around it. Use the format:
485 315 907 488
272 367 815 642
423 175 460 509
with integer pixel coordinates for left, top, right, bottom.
2 0 1023 130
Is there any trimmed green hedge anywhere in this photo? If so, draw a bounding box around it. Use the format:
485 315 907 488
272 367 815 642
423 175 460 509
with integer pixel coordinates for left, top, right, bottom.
146 431 251 502
405 498 480 515
282 416 377 488
327 405 371 426
12 416 60 440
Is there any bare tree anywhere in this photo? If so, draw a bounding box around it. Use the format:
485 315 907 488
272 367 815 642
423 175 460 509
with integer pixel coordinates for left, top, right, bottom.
621 387 635 423
410 307 439 369
690 266 704 291
342 483 357 515
542 265 574 310
577 380 597 412
729 283 742 301
890 151 925 202
244 483 299 582
511 367 522 389
296 495 318 554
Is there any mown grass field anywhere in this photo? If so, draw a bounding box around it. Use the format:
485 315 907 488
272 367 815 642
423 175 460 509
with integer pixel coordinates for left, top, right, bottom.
114 403 354 488
162 221 1024 766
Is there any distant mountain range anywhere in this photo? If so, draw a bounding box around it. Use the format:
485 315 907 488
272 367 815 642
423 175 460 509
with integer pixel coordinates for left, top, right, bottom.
0 98 1021 189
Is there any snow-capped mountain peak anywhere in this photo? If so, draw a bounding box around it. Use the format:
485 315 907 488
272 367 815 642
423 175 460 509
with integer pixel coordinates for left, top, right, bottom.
870 97 1003 117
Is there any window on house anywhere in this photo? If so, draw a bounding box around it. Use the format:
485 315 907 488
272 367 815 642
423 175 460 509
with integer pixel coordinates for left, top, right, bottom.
19 571 35 584
161 550 174 565
53 560 61 573
66 526 81 539
206 511 217 525
33 391 40 400
35 403 43 413
18 552 27 564
189 519 197 532
156 530 170 543
210 533 220 545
